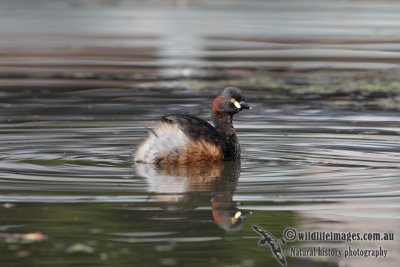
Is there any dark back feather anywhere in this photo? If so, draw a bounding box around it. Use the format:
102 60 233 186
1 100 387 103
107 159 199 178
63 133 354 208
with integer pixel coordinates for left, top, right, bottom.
162 114 222 146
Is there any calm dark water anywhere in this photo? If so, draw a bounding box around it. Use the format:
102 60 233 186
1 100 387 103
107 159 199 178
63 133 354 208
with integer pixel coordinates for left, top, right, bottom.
1 1 400 267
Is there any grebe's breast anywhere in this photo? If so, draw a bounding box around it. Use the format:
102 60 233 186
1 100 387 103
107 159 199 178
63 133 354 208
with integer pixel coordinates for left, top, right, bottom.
134 114 224 164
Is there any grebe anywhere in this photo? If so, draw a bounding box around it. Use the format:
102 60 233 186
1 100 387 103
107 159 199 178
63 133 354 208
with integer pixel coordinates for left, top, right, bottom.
134 87 250 164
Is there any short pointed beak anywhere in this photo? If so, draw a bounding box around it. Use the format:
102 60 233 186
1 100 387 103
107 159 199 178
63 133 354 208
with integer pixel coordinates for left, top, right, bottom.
239 101 251 110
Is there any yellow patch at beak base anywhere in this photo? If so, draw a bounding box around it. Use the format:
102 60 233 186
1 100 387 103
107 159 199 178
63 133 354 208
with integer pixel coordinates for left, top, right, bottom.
234 211 242 219
231 99 241 109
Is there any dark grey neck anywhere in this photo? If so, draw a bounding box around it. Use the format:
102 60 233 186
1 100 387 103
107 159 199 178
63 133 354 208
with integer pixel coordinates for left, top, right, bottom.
212 112 240 160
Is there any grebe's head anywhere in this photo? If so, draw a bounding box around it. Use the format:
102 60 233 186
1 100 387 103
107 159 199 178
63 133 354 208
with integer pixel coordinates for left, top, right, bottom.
212 87 251 115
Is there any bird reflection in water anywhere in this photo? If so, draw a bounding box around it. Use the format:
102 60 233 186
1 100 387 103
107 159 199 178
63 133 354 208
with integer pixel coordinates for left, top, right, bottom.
134 160 249 231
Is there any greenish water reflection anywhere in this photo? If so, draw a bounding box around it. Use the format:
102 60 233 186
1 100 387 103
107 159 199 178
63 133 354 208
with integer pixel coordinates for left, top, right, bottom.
0 200 297 267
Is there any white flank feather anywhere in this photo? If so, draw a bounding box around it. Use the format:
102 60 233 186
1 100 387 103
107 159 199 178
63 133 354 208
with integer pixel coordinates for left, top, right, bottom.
134 122 189 163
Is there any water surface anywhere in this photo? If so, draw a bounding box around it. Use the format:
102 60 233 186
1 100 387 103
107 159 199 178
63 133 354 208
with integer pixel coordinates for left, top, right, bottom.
1 1 400 267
